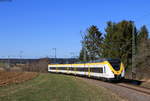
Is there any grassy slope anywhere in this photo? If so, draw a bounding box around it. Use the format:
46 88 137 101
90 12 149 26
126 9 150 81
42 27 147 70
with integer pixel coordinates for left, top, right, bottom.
0 73 121 101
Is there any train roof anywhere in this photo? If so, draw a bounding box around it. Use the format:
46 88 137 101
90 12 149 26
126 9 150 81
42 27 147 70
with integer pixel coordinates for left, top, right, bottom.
83 58 120 63
50 58 120 65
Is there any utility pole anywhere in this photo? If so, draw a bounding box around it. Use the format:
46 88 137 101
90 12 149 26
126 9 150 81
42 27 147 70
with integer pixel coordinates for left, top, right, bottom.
83 46 87 62
20 51 23 64
80 31 87 62
52 48 56 63
7 56 10 69
132 22 136 79
70 52 75 58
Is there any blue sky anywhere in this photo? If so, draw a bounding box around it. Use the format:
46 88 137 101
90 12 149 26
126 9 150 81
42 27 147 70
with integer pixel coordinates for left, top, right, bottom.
0 0 150 58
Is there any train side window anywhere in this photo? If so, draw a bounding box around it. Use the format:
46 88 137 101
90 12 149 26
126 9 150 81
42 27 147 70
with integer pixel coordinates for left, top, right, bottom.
90 68 103 73
76 68 84 71
99 68 103 73
84 68 88 72
50 67 56 70
58 67 67 70
50 67 103 73
70 67 74 71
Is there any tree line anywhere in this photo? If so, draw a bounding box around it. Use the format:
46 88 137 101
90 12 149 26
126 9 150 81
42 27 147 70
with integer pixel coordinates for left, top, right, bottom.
79 20 150 79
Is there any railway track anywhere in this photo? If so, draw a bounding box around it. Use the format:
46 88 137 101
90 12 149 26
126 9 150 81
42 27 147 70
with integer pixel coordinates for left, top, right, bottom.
117 83 150 95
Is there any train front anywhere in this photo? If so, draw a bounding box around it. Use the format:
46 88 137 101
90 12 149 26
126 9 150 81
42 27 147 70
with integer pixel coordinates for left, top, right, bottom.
107 59 125 80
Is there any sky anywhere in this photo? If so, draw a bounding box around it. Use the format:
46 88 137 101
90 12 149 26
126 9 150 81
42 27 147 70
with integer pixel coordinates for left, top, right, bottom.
0 0 150 58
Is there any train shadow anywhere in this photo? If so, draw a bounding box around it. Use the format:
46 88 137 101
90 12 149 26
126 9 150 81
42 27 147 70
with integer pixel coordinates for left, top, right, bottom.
121 79 143 85
111 78 143 85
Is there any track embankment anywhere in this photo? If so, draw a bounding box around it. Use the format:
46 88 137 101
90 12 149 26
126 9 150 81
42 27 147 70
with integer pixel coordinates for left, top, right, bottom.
117 83 150 95
80 77 150 101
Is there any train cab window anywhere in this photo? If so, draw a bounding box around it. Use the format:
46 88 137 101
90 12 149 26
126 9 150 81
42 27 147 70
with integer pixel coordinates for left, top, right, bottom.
108 59 121 71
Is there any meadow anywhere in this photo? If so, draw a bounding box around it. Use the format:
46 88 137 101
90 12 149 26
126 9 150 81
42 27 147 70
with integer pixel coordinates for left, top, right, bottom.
0 72 121 101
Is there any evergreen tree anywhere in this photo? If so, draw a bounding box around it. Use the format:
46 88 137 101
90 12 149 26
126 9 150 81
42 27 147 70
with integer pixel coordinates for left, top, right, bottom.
83 25 103 60
102 20 136 68
102 21 116 58
138 25 149 43
135 25 150 77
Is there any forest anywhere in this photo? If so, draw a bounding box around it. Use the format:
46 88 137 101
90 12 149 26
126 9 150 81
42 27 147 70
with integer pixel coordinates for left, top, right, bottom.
79 20 150 79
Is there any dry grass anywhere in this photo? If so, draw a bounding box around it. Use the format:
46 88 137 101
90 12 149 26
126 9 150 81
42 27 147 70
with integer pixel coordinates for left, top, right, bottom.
0 71 38 86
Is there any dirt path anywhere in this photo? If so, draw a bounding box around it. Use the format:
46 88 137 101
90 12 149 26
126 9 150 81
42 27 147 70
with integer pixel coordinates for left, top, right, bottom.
80 77 150 101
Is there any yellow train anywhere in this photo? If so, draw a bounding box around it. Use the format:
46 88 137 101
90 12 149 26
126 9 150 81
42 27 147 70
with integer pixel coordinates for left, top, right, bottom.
48 58 125 81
